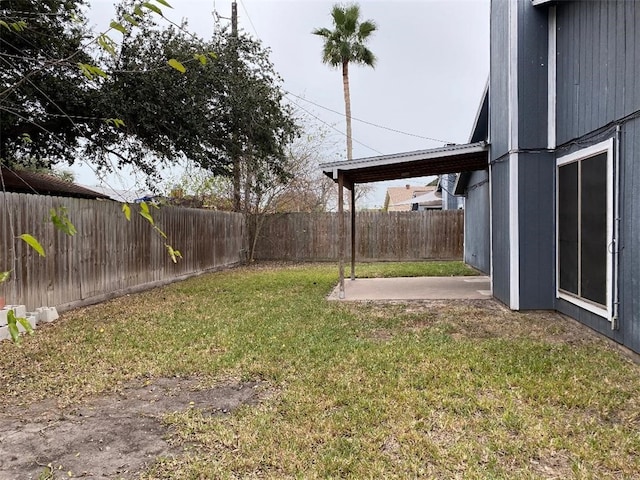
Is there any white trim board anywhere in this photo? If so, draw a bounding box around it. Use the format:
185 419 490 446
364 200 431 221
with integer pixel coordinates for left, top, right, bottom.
508 1 520 310
547 5 557 149
509 153 520 310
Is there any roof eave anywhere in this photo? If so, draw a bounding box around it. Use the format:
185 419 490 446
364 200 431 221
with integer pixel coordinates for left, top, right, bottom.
320 141 489 185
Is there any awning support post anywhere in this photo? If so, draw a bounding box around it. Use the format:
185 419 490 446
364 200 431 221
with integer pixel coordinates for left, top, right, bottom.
350 184 356 280
338 172 345 299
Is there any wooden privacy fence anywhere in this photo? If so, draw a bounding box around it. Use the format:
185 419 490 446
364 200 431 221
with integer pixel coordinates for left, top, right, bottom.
0 192 245 310
250 210 464 262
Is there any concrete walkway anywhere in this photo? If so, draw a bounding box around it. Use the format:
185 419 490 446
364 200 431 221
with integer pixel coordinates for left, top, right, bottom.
327 276 491 301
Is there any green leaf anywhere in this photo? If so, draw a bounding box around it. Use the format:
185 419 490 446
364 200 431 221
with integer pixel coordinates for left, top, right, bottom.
134 5 144 16
18 234 45 257
97 34 117 57
139 202 154 225
8 323 20 343
194 53 207 65
0 20 9 30
123 14 139 26
17 317 34 335
110 20 127 34
165 244 182 263
106 118 126 128
7 311 21 343
142 2 163 15
78 63 109 80
50 206 77 236
154 0 173 8
0 271 11 284
122 203 131 221
168 58 186 73
11 21 27 32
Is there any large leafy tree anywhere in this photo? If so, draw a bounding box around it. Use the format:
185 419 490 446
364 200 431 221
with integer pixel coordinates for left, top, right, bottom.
0 1 297 188
0 0 94 168
90 22 226 177
205 29 299 209
313 3 377 160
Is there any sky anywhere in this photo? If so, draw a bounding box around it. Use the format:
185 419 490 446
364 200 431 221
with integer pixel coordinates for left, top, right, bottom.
80 0 490 208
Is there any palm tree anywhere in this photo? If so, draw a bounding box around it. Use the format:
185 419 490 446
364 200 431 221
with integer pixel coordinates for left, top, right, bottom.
313 4 377 160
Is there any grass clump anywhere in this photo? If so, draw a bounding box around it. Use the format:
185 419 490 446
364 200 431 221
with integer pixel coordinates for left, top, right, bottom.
1 262 639 479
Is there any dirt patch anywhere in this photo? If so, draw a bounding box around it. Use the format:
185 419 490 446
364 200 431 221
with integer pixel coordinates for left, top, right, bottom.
351 299 606 347
0 377 265 479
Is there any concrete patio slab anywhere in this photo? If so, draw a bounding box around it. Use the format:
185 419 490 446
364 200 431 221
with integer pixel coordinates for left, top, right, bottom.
327 276 491 301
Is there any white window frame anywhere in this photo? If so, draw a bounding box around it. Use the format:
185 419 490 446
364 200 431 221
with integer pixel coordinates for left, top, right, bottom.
556 138 614 319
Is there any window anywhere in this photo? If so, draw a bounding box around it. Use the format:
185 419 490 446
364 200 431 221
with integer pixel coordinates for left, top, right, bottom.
556 139 613 319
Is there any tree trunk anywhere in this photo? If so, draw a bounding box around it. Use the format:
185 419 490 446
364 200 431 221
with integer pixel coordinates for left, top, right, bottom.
342 59 353 161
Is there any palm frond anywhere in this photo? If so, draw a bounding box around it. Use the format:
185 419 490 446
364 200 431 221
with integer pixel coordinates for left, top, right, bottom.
358 20 377 40
314 2 376 69
312 27 332 38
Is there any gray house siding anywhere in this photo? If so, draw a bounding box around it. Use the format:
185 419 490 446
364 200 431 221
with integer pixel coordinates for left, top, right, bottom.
618 117 640 353
514 1 554 309
489 0 510 159
488 0 511 306
517 1 548 149
477 0 640 352
442 173 463 210
490 160 510 305
557 119 640 354
556 1 640 145
463 169 490 274
518 152 555 309
551 1 640 352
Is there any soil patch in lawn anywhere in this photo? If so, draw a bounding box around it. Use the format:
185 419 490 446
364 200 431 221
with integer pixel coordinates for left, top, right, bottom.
0 377 264 479
354 299 606 347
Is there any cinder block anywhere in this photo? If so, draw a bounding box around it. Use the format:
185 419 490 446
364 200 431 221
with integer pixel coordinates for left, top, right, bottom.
0 325 9 341
0 310 6 327
5 305 26 318
36 307 59 323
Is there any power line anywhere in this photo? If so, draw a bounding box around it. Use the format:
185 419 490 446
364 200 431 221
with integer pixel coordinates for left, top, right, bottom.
238 0 259 39
284 90 454 145
287 97 383 156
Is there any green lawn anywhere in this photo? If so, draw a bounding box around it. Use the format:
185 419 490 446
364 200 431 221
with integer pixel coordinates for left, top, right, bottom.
355 260 479 278
2 263 639 479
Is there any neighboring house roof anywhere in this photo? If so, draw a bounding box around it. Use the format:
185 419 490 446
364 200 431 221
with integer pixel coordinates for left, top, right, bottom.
385 185 431 212
86 185 154 203
321 141 489 186
0 167 110 199
393 189 442 207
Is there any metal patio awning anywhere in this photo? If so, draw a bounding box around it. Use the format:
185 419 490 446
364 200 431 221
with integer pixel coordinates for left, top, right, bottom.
320 141 489 186
318 141 489 299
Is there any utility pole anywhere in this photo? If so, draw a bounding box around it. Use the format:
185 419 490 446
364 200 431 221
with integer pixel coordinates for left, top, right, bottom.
231 1 241 212
230 2 241 212
231 1 237 36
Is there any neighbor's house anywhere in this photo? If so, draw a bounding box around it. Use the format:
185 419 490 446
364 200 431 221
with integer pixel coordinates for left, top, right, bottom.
321 0 640 354
383 184 435 212
0 167 109 199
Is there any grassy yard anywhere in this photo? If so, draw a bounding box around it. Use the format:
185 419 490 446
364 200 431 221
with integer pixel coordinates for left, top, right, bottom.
354 260 479 278
2 263 640 479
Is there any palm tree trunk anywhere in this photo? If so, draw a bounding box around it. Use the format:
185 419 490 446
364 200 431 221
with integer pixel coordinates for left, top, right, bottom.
342 59 353 161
